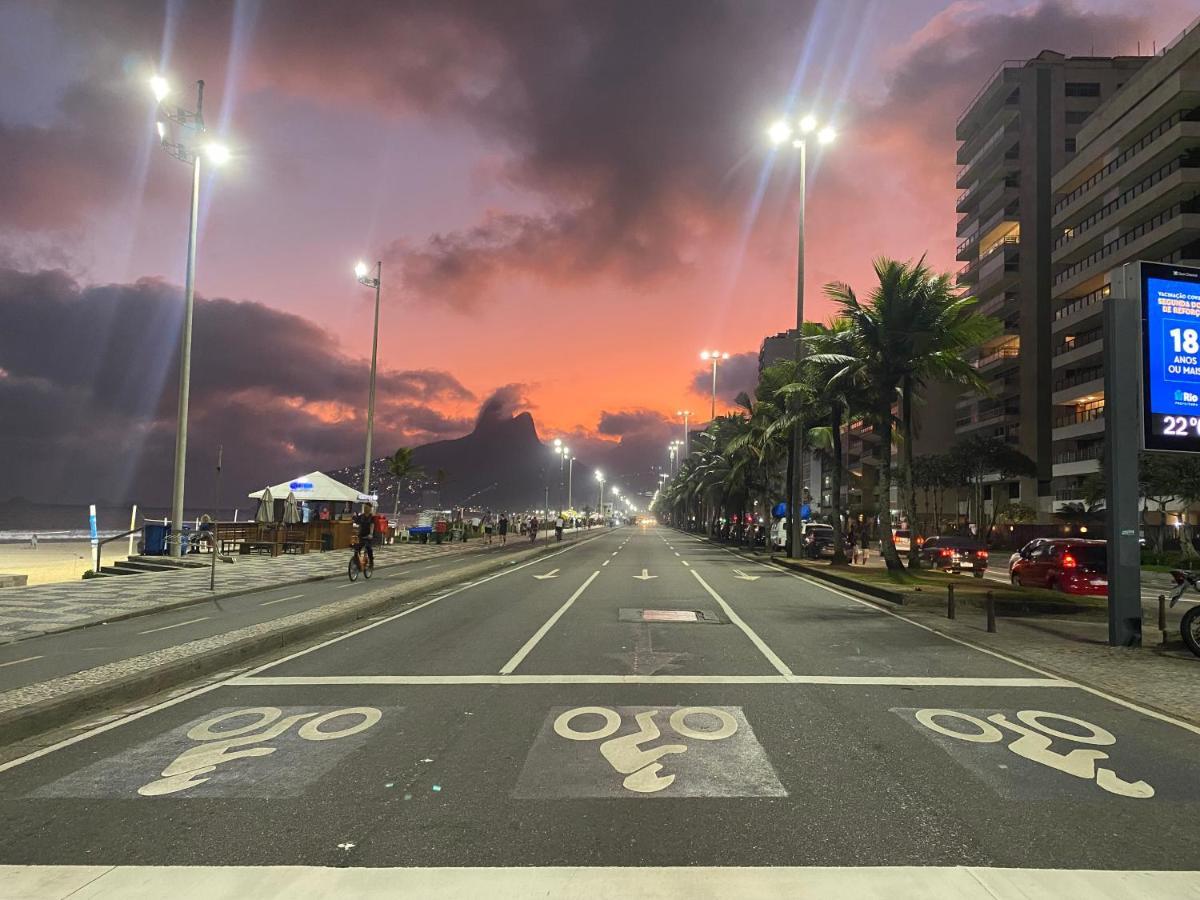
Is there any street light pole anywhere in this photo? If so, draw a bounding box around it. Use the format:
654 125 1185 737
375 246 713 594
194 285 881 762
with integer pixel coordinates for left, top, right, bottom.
699 353 728 421
768 115 835 558
355 260 383 498
676 410 691 463
568 456 575 509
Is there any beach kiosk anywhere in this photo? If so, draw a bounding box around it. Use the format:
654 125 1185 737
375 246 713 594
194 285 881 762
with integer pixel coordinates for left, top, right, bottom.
248 472 376 552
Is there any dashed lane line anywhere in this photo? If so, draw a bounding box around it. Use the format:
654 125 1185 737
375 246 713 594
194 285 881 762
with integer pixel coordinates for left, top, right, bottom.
689 569 793 676
0 656 43 669
499 571 601 675
258 594 305 607
229 673 1070 687
137 617 210 635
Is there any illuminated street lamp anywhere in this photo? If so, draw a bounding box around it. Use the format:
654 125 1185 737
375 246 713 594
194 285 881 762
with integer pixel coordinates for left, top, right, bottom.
767 112 837 558
152 74 230 556
552 439 570 513
353 259 383 498
700 350 730 421
595 470 606 519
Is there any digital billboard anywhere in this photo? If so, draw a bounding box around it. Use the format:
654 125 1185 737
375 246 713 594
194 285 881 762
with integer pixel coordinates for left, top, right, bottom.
1141 261 1200 452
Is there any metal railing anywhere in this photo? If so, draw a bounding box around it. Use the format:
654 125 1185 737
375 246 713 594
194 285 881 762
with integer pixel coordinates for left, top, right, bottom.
1054 156 1191 251
958 235 1019 279
1054 202 1189 286
957 60 1025 127
1054 329 1102 357
958 125 1014 180
1054 446 1102 465
1054 108 1194 215
1054 405 1105 428
1053 367 1104 393
1053 284 1110 322
973 343 1021 369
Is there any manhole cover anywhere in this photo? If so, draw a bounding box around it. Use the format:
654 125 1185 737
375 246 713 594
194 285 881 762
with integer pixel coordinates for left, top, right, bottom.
618 608 722 624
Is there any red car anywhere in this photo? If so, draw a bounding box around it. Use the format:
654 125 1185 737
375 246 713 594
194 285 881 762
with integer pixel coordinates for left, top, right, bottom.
1010 539 1107 595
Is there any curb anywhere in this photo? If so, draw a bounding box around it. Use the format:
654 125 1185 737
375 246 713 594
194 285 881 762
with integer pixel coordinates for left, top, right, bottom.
0 533 598 748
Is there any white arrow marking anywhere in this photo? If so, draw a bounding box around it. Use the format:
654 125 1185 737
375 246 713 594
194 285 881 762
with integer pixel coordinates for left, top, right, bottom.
533 569 560 580
633 569 658 581
732 569 760 582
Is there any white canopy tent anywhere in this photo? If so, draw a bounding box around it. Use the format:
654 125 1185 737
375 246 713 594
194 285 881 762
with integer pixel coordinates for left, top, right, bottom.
248 472 375 504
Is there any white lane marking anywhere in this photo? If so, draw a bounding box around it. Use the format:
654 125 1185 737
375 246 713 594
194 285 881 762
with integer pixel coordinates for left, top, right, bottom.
533 568 560 580
3 865 1194 897
137 617 210 635
674 551 681 557
732 569 760 581
259 593 305 607
611 551 619 556
0 655 43 669
682 560 691 567
499 571 601 675
229 674 1070 687
632 569 657 580
709 539 1200 738
602 560 610 567
689 569 793 676
0 532 622 778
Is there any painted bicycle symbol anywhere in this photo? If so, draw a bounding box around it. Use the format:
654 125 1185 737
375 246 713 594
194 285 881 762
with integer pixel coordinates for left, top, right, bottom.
553 706 738 794
138 706 382 797
914 708 1153 799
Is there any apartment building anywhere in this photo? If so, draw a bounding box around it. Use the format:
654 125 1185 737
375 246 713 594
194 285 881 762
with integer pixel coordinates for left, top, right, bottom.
955 51 1146 519
1049 22 1200 511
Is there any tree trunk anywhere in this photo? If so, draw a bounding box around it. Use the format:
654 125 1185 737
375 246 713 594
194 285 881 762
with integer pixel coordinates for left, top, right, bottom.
902 379 920 569
877 400 902 571
830 404 848 565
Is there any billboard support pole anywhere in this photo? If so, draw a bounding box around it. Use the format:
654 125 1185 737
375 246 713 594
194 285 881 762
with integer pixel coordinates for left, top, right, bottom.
1104 265 1142 647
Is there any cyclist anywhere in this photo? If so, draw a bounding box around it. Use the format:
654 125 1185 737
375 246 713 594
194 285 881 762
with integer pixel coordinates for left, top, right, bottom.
354 504 376 570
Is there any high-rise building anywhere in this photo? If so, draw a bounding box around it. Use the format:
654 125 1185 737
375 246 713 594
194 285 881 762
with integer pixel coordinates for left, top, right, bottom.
1049 22 1200 511
955 51 1146 519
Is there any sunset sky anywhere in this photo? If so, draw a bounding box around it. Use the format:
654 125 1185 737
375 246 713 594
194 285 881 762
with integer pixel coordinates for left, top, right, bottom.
1 0 1195 504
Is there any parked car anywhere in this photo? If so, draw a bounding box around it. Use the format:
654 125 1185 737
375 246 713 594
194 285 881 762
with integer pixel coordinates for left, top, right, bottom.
893 529 912 553
1010 539 1107 595
771 519 836 554
919 536 989 577
1007 538 1069 574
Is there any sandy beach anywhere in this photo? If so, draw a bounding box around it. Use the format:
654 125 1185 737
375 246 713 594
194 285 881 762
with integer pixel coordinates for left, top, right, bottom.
0 540 130 587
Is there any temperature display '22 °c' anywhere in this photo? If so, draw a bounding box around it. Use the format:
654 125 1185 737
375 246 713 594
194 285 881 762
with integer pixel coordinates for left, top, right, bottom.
1142 262 1200 452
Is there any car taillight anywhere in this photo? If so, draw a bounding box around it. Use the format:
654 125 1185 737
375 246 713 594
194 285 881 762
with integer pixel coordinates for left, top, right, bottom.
978 550 988 559
1062 554 1077 568
940 549 953 557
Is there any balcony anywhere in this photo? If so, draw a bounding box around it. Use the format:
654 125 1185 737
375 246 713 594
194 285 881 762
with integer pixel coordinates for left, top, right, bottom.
1053 329 1103 367
957 126 1019 190
1053 200 1200 292
1052 367 1104 405
958 234 1019 285
955 402 1020 433
956 60 1024 140
1052 404 1104 441
1051 284 1110 334
973 342 1020 371
1053 107 1199 219
1052 446 1102 478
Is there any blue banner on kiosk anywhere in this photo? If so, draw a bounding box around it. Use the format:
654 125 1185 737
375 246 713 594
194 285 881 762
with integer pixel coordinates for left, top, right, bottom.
1141 261 1200 453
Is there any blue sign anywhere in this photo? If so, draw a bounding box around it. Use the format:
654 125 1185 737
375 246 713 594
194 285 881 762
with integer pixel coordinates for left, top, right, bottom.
1142 262 1200 452
800 503 811 521
289 481 314 490
772 502 788 518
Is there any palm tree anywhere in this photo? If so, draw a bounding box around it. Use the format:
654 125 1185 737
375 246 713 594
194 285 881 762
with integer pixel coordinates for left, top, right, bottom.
817 257 997 571
386 448 424 523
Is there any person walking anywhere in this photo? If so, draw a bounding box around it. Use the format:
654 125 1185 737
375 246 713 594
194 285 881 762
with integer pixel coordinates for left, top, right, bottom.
554 513 564 542
484 513 494 545
529 515 539 542
498 514 509 544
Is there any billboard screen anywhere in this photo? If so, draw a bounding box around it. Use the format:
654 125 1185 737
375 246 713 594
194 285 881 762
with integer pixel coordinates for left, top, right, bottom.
1141 261 1200 452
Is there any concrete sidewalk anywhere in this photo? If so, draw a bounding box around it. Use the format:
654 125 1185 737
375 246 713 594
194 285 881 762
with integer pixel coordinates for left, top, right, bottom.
0 536 556 644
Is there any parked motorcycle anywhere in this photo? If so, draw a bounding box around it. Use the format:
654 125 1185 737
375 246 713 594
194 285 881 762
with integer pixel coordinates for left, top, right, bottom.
1167 570 1200 657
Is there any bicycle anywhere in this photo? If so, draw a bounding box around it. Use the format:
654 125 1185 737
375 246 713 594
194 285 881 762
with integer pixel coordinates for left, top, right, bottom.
1167 570 1200 657
348 539 374 582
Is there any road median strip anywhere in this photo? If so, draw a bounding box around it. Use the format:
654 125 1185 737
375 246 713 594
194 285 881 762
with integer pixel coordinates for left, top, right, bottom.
0 533 602 749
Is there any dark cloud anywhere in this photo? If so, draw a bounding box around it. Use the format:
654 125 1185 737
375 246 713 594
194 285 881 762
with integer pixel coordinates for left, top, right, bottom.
597 409 671 438
690 351 758 409
474 382 533 429
0 266 475 503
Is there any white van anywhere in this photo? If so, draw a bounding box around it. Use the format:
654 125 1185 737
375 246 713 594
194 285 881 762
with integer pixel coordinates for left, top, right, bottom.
771 519 835 555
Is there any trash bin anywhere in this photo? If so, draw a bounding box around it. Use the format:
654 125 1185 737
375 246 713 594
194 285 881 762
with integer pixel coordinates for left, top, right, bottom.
143 523 169 556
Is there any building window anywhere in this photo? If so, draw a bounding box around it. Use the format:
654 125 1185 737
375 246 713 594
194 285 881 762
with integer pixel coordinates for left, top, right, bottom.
1065 82 1101 97
1065 110 1090 125
1065 138 1077 152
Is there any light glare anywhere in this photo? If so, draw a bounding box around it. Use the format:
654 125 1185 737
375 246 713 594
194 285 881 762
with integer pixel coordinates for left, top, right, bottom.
354 261 370 279
818 126 837 145
204 142 231 165
799 114 817 133
767 119 792 145
156 121 166 140
150 75 170 102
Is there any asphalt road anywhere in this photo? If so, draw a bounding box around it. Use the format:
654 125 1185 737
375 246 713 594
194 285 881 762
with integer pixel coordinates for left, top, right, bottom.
1 525 1198 896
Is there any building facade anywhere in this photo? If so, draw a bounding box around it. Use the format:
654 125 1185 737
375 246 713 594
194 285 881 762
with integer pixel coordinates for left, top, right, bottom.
1048 23 1200 511
955 51 1146 519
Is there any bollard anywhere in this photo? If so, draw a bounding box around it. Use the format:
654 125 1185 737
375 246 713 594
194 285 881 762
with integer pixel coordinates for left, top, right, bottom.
947 583 956 620
985 590 996 633
1159 594 1168 645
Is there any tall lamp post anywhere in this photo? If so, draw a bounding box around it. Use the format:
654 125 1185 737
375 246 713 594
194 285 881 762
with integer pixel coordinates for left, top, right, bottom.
568 455 576 509
676 409 691 462
699 351 729 421
354 260 383 498
767 114 836 558
553 439 569 513
152 75 230 556
668 442 678 474
595 470 606 521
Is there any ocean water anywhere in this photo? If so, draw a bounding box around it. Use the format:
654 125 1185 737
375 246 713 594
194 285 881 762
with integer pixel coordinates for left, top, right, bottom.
0 502 250 544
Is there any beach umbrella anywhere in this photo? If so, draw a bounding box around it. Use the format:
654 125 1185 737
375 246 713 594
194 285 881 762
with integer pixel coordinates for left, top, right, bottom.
283 491 301 525
255 487 275 523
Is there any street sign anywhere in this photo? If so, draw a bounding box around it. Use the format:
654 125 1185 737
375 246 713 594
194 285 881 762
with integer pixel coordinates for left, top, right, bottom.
1139 261 1200 452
